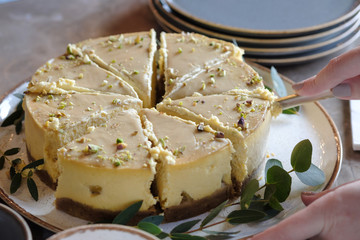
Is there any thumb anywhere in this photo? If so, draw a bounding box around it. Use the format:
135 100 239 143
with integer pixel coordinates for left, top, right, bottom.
301 190 331 206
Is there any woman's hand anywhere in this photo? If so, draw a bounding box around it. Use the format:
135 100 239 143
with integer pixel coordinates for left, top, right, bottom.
292 46 360 100
250 180 360 240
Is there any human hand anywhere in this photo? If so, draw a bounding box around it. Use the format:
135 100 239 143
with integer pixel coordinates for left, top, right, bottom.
292 46 360 100
249 180 360 240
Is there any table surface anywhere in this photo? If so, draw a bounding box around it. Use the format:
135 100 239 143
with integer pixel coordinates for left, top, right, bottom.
0 0 359 239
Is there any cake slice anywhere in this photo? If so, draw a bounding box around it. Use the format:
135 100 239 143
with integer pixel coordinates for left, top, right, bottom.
27 54 138 98
159 32 244 99
55 109 157 222
72 29 157 107
165 56 264 100
157 89 274 192
140 108 233 221
23 92 142 187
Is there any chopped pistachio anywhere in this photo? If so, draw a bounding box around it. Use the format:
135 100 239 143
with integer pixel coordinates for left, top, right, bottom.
116 142 128 150
84 144 101 154
116 138 124 144
215 131 225 138
177 47 183 54
173 146 186 156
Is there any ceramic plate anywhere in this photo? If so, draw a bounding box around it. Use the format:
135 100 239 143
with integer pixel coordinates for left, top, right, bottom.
151 2 360 65
47 224 159 240
0 203 32 240
154 0 360 47
151 0 360 57
165 0 360 37
0 64 342 239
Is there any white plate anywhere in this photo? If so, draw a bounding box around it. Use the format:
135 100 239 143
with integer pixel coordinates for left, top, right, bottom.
47 224 159 240
0 64 342 238
154 0 360 47
165 0 360 37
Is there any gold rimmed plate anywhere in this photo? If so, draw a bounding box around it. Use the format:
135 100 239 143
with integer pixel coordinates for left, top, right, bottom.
0 64 342 238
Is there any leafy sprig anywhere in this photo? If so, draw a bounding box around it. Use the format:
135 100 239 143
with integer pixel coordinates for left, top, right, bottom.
1 93 25 134
111 139 325 239
0 147 43 201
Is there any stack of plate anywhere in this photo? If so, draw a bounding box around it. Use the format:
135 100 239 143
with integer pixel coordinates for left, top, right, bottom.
149 0 360 65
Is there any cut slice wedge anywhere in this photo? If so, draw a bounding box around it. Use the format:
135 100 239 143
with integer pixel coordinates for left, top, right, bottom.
159 32 244 99
23 92 142 186
140 108 233 221
56 109 157 222
157 89 274 192
73 29 157 107
28 54 138 98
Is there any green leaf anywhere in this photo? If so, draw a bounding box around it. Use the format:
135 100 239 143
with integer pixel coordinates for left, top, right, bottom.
27 177 38 201
139 215 164 225
112 200 143 225
227 209 266 225
15 116 24 135
264 184 276 200
14 93 24 100
268 196 284 211
22 159 44 172
9 166 15 179
202 229 240 237
265 158 283 182
171 219 200 234
282 106 300 115
271 66 287 97
157 232 170 239
201 200 227 227
11 158 22 166
170 233 206 240
4 148 20 156
10 173 22 194
1 110 23 127
0 156 5 170
137 221 162 235
295 163 326 186
241 179 259 209
266 166 292 202
291 139 312 173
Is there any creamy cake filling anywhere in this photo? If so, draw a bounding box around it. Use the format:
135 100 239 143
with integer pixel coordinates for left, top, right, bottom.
140 109 233 209
56 109 157 215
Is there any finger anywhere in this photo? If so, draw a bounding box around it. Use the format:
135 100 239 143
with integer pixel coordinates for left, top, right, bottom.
301 179 360 206
301 190 333 206
250 203 324 240
332 75 360 100
293 46 360 96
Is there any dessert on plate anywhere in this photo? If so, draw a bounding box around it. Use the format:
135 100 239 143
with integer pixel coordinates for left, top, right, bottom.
22 30 276 222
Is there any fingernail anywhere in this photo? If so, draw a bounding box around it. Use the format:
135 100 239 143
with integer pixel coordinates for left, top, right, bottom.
302 191 315 196
332 83 351 97
292 82 304 91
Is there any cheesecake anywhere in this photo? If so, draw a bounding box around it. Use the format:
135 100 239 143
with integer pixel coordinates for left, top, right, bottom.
56 109 157 222
73 29 157 107
22 30 277 223
27 53 138 98
140 108 233 221
157 89 275 191
164 56 264 100
23 92 142 187
158 32 244 99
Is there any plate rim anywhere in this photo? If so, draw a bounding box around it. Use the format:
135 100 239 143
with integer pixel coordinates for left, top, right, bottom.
165 0 360 37
153 0 360 46
0 64 343 234
150 1 360 65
